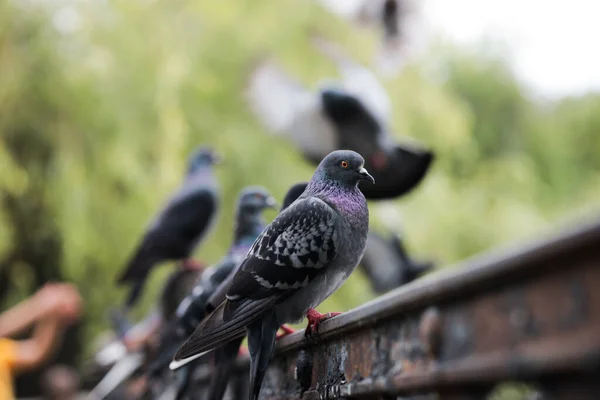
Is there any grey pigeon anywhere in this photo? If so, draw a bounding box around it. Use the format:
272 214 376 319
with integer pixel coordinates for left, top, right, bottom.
145 187 277 396
361 230 433 293
116 147 220 310
170 150 373 400
246 41 433 201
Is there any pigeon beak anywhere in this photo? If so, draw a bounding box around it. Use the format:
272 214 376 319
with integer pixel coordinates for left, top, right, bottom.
265 196 278 209
358 167 375 184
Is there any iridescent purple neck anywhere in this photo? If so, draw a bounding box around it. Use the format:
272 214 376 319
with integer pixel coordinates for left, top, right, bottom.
305 172 360 200
305 175 368 227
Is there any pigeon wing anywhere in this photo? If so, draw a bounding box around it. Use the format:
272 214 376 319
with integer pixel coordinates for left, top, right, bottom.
226 197 338 304
246 60 315 135
312 36 391 125
206 182 309 310
172 197 339 362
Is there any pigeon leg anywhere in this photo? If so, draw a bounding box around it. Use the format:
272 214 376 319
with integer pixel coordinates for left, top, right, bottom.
248 313 279 400
304 309 342 337
182 258 205 271
276 324 296 340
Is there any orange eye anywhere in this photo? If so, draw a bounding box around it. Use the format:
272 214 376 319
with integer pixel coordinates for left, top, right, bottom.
341 161 349 169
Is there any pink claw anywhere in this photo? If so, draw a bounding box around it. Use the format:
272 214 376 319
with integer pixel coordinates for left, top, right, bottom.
304 309 342 337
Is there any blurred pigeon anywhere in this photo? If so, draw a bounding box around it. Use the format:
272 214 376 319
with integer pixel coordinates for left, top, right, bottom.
246 42 433 201
145 187 277 396
361 230 433 293
116 147 221 310
316 0 421 75
171 150 373 400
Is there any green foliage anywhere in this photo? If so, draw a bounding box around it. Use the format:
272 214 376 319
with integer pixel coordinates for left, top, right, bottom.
1 1 599 371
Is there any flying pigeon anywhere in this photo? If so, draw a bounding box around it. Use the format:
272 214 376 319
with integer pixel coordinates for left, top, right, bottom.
361 230 433 293
116 147 221 310
246 42 433 201
316 0 421 76
170 150 373 400
144 187 278 393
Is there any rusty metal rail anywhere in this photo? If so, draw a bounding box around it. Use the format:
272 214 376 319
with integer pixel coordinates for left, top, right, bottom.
188 216 600 399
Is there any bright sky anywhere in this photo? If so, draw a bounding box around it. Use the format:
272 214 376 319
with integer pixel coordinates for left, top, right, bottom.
422 0 600 98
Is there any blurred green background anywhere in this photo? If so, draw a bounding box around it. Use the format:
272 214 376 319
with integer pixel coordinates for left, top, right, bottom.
1 1 599 396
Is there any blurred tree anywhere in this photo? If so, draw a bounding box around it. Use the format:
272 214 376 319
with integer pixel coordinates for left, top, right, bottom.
0 5 599 400
0 5 82 396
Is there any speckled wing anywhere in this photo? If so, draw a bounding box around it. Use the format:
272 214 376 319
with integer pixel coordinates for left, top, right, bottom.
206 183 310 311
225 197 339 309
171 197 340 363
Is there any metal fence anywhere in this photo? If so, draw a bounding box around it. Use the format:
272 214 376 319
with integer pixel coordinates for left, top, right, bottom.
184 216 600 399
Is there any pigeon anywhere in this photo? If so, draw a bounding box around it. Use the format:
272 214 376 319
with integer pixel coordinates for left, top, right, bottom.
316 0 421 76
361 230 433 293
246 42 433 201
144 186 278 393
116 147 221 310
171 150 373 400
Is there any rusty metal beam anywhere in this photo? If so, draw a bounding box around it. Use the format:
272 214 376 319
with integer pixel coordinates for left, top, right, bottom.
188 216 600 399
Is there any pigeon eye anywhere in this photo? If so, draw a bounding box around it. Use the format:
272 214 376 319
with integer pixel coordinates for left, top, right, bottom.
340 161 349 169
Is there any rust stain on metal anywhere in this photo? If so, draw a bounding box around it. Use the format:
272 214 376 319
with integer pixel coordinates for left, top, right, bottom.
344 330 374 381
419 307 442 358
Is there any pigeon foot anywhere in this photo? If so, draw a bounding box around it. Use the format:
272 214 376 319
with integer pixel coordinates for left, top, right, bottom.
304 309 341 337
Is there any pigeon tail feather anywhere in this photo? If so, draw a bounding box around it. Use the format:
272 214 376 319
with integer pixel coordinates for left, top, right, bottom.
116 244 158 284
172 297 275 366
208 337 244 400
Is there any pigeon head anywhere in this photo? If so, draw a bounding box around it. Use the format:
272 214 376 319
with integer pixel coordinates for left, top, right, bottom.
238 186 277 213
234 186 276 244
281 182 308 211
187 147 222 174
315 150 375 187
